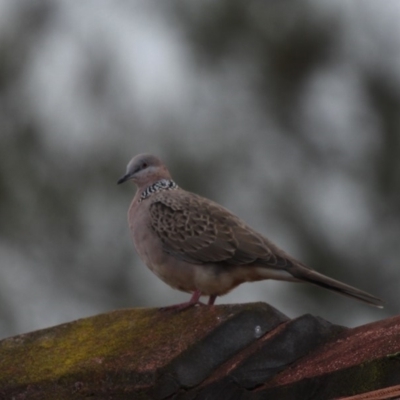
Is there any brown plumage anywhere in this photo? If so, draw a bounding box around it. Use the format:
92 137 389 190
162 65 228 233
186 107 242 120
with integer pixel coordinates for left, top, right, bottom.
118 153 383 310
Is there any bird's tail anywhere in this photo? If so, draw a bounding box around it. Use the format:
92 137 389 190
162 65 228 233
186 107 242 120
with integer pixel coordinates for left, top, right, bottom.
290 264 383 308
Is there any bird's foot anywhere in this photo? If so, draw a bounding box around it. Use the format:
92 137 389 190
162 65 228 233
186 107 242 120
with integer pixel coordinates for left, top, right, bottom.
159 289 211 312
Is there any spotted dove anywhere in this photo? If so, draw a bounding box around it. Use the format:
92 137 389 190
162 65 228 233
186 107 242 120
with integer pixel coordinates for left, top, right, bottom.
118 154 383 310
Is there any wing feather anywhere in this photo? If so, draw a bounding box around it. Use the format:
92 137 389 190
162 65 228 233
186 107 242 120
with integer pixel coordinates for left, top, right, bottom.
149 191 276 266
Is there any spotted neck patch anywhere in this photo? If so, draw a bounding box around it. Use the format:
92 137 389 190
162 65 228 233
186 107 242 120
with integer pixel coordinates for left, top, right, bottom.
139 179 178 202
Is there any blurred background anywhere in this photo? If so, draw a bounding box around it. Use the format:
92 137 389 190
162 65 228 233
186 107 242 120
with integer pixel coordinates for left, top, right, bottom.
0 0 399 339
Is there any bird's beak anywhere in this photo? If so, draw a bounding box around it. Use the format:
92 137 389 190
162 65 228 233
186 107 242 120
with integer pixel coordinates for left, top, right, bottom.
117 173 130 185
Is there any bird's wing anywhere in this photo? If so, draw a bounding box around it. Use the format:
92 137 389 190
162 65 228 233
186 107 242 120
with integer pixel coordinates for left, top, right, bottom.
148 190 289 267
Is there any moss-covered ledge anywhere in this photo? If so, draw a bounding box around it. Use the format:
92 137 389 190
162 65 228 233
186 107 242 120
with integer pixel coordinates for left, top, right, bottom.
0 303 398 400
0 303 287 399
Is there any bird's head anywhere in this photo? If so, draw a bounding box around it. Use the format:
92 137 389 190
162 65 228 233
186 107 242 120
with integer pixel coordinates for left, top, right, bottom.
117 154 172 187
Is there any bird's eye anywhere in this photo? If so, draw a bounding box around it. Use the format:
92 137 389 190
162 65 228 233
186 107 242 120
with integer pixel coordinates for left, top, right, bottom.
142 162 148 169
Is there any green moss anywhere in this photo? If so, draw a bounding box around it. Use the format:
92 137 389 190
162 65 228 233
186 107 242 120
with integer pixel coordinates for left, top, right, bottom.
0 303 261 391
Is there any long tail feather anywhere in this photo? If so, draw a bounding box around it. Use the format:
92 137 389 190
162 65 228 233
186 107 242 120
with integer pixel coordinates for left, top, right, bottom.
290 265 383 308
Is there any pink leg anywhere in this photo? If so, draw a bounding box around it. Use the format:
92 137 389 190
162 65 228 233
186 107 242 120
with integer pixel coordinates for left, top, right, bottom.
208 295 217 305
159 289 205 311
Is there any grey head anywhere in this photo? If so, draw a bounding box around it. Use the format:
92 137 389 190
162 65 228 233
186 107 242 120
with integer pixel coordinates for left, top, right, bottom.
117 153 172 187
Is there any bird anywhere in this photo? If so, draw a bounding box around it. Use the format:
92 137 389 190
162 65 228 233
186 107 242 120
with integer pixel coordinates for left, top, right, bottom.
117 153 383 310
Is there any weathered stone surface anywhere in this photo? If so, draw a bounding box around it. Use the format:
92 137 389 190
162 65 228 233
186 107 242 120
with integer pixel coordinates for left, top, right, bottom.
179 314 345 399
255 314 400 398
0 303 398 400
0 302 287 399
149 302 287 399
229 314 345 388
